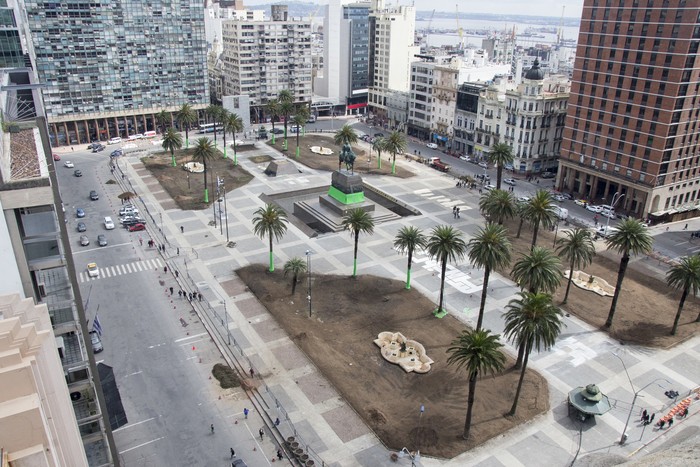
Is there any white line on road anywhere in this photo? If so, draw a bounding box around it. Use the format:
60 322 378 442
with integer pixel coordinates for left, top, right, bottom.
126 370 143 377
72 242 131 253
179 338 205 347
113 417 155 432
118 436 164 454
174 332 208 343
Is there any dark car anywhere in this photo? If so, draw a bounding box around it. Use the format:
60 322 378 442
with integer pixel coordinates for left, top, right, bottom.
128 223 146 232
97 234 107 246
90 190 99 200
271 128 284 134
374 133 384 137
77 222 87 232
76 208 85 218
231 459 248 467
74 169 82 177
110 149 123 157
79 235 90 246
541 171 556 179
92 144 105 153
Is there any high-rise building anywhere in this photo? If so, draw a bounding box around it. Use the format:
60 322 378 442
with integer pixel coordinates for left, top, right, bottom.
367 0 419 122
558 0 700 219
23 0 209 146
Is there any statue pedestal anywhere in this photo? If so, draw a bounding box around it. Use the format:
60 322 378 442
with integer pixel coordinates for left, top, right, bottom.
320 170 374 216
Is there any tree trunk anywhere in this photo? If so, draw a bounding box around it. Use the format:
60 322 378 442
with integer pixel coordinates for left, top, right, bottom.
516 218 524 238
392 154 396 174
671 287 688 335
496 166 503 190
463 371 478 440
476 267 491 331
232 131 238 165
563 261 574 304
509 344 530 416
291 272 298 294
268 235 274 272
437 257 447 312
514 342 525 369
203 160 209 203
352 230 359 277
605 252 630 328
223 130 227 159
406 249 414 290
531 221 540 249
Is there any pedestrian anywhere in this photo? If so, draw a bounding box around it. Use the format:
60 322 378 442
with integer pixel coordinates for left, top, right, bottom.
684 223 688 230
210 423 215 434
682 407 689 418
230 448 236 458
649 413 655 425
177 247 180 255
180 225 184 233
644 413 649 424
139 237 143 246
163 266 168 273
243 407 249 419
198 292 203 301
175 270 179 278
249 368 255 378
277 449 283 460
641 409 648 422
668 418 674 428
274 417 280 426
169 286 174 295
452 206 457 218
259 428 264 440
178 290 182 298
456 207 460 218
659 419 665 429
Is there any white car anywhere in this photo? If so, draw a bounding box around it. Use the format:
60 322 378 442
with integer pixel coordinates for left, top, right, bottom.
586 204 603 213
104 216 115 230
553 194 566 202
518 196 531 203
600 209 616 219
594 226 619 238
574 199 587 207
459 155 471 162
503 178 516 186
87 262 99 278
64 160 74 168
478 162 489 169
483 184 497 191
426 142 438 149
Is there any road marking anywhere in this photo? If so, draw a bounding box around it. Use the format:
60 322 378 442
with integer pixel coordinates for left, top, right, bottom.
127 370 143 377
72 242 131 253
113 417 155 433
118 437 164 454
174 332 208 343
179 338 205 347
79 258 163 282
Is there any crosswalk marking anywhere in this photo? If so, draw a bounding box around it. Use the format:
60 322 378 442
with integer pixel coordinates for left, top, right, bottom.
79 258 163 282
414 189 473 211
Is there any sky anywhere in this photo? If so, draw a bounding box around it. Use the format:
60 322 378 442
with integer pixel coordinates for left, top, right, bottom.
241 1 585 19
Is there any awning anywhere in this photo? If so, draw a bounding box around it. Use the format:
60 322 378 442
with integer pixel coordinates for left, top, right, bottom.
347 103 367 110
568 385 612 415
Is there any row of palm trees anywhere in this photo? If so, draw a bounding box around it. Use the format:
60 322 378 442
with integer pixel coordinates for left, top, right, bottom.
264 90 311 157
333 125 408 174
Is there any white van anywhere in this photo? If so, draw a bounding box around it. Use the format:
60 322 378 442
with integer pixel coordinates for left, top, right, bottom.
108 137 122 145
143 130 157 138
552 205 569 220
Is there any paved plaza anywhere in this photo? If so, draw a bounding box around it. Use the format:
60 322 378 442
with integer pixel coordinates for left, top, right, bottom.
121 138 699 466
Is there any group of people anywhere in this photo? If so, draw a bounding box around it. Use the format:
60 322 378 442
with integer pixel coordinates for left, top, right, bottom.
452 206 461 219
176 289 202 302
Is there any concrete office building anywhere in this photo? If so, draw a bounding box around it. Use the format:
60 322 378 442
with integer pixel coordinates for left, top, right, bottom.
204 1 264 49
454 82 489 157
23 0 209 146
221 5 312 121
315 0 370 114
367 0 419 122
558 0 700 220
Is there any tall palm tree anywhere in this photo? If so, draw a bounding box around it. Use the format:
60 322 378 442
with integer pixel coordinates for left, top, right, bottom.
292 107 310 159
278 90 294 150
266 98 280 144
283 257 307 295
394 226 427 290
382 131 407 174
511 246 563 294
604 219 653 328
426 225 468 317
467 224 512 330
372 137 386 169
341 208 375 277
155 110 171 134
161 127 183 167
479 189 517 225
224 112 243 165
446 329 506 440
666 254 700 334
176 103 198 149
487 143 514 190
515 200 527 239
556 228 596 304
334 125 358 170
252 203 289 272
522 190 556 249
504 292 563 415
191 137 217 203
206 104 224 147
218 109 230 158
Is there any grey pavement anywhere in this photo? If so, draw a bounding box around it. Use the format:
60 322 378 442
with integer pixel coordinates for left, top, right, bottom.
117 139 700 467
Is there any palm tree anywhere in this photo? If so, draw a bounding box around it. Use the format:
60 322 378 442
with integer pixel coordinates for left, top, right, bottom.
666 254 700 334
372 137 386 169
426 225 468 317
206 104 224 147
515 200 527 239
503 292 563 415
604 219 653 328
511 246 563 295
283 257 307 295
446 329 506 440
278 90 294 150
155 110 171 134
161 128 183 167
191 137 217 203
382 131 407 174
292 107 310 159
487 143 514 190
218 109 230 158
334 125 358 170
252 204 289 272
394 226 427 290
467 224 512 330
266 98 280 144
522 190 556 249
224 112 244 165
341 208 375 277
176 103 198 149
479 189 517 225
556 228 596 304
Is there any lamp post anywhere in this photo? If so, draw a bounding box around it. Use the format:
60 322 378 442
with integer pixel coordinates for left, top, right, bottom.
604 192 625 235
306 250 312 318
612 353 671 444
221 300 230 345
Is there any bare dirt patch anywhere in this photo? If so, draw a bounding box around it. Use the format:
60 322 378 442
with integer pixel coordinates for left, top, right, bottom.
237 265 549 458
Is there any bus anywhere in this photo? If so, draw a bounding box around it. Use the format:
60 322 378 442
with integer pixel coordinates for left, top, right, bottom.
198 123 224 134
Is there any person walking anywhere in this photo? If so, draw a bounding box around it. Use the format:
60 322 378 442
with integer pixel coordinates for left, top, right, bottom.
139 237 143 246
668 418 674 428
456 207 460 219
452 206 457 219
277 449 283 460
259 428 264 440
230 448 236 458
180 225 184 233
198 292 203 302
163 266 168 273
641 409 647 422
243 408 249 419
178 290 182 299
175 270 179 278
649 413 655 425
169 287 174 295
210 423 215 434
249 368 255 378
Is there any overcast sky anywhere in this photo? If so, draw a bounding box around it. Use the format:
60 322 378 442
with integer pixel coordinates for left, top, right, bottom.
242 1 585 19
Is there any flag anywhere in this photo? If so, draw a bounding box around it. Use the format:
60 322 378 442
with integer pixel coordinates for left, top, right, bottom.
92 314 103 336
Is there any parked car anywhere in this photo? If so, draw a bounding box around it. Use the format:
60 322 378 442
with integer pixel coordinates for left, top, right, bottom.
503 178 517 186
90 190 99 200
122 218 146 227
64 160 74 168
119 206 139 216
594 226 619 238
459 155 471 162
290 125 301 133
104 216 115 230
586 204 603 213
79 235 90 246
426 142 438 149
541 171 556 179
271 128 284 134
128 223 146 232
475 173 490 181
231 459 248 467
553 194 566 202
478 162 489 169
52 153 61 161
89 330 103 353
76 208 85 218
600 209 616 219
504 164 514 171
77 222 87 232
97 234 107 247
87 262 99 277
74 169 82 177
574 199 588 207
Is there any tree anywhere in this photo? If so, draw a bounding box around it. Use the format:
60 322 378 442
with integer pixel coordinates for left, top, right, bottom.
487 143 514 190
666 254 700 334
503 292 563 415
446 329 506 440
522 190 556 249
604 219 653 328
283 257 307 295
479 189 517 225
372 137 386 169
394 226 427 290
341 208 375 277
266 99 280 144
176 104 198 149
161 127 183 167
292 106 310 159
382 131 407 174
191 137 217 203
206 104 224 147
278 90 294 150
155 110 171 134
218 109 230 157
334 125 358 170
252 203 289 272
556 228 596 304
467 224 512 330
515 200 527 238
511 246 563 295
224 112 244 165
426 225 468 316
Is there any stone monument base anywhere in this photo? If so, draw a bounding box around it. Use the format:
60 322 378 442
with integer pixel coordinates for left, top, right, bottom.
329 171 365 204
319 193 375 217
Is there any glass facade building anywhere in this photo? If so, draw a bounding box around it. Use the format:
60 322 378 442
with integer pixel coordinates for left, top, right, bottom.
344 3 369 109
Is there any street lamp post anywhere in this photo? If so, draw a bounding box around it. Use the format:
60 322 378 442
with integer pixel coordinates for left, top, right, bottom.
306 250 312 318
604 192 625 235
221 300 230 345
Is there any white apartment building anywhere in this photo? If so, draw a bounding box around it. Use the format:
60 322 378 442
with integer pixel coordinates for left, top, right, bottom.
367 0 419 122
221 6 313 116
204 2 264 49
474 60 570 173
